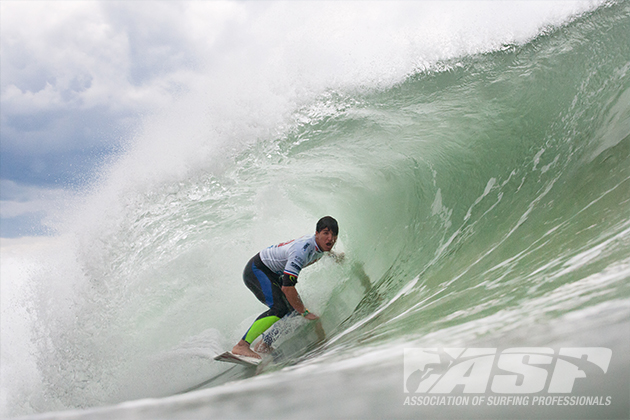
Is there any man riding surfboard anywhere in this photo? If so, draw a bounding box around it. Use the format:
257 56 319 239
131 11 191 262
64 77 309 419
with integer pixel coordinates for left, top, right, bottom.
231 216 340 359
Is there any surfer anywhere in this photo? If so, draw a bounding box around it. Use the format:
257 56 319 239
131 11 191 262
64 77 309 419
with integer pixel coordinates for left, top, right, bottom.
232 216 341 359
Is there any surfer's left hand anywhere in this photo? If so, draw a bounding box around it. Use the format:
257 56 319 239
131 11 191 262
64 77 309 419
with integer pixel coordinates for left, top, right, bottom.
304 312 319 320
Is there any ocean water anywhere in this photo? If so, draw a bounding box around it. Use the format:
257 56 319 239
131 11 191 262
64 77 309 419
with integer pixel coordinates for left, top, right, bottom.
1 1 629 419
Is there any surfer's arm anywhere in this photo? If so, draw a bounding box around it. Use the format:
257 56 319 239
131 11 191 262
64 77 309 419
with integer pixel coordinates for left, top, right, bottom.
281 285 319 320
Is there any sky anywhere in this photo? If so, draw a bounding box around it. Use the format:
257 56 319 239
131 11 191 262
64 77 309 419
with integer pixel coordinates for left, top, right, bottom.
0 0 605 239
1 1 242 237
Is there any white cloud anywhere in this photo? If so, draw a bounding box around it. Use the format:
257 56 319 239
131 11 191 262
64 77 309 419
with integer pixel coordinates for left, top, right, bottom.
1 1 221 153
0 1 250 113
0 180 70 219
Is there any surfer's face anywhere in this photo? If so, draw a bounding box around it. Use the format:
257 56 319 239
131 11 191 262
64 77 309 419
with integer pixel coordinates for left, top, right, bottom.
315 227 337 252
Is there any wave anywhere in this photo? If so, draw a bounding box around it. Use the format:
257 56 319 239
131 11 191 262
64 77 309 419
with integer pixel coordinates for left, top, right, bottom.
2 1 629 418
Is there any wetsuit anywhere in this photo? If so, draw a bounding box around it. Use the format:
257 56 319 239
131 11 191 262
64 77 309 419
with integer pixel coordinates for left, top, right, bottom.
241 234 323 344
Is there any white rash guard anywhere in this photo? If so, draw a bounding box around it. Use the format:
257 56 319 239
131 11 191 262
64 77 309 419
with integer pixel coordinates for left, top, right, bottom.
259 234 323 285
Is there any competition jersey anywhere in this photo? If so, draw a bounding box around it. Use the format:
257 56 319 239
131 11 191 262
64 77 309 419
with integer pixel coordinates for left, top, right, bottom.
259 234 323 284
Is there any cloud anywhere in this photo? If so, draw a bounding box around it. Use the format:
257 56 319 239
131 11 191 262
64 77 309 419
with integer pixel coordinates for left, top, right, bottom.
0 1 255 236
0 2 209 190
1 1 248 113
1 2 219 161
0 180 71 237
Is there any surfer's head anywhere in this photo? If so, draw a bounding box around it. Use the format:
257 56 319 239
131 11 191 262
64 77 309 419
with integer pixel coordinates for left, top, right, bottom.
315 216 338 252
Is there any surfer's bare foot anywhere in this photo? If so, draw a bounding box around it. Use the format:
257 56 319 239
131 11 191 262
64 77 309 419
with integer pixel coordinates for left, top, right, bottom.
254 341 273 354
232 340 261 359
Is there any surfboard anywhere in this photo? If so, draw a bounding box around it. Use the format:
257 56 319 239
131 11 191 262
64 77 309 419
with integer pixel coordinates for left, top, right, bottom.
214 351 262 367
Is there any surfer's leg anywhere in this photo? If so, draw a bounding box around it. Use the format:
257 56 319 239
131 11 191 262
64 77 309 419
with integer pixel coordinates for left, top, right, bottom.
234 255 289 357
259 294 295 347
242 287 292 345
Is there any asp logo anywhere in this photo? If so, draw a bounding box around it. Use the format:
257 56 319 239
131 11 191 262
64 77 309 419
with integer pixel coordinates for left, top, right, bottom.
404 348 612 394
